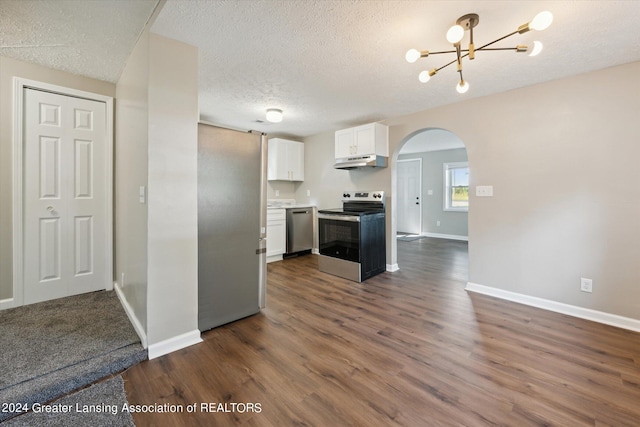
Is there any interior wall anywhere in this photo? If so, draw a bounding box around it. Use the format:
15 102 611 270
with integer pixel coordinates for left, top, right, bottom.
146 33 199 346
398 148 468 238
114 30 199 348
115 28 150 330
300 61 640 320
0 56 115 303
267 181 296 200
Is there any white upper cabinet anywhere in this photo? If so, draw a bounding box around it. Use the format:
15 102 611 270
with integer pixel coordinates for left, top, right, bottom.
335 122 389 158
268 138 304 181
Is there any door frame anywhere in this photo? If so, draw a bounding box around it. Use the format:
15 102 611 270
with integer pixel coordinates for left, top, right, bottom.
11 77 114 308
397 158 422 235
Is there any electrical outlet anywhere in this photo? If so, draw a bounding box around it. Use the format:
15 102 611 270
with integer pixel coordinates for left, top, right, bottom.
121 273 126 288
580 277 593 293
275 190 280 197
307 189 311 197
436 221 441 227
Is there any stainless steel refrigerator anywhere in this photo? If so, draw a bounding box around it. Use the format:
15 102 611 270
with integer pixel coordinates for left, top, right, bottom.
198 123 267 332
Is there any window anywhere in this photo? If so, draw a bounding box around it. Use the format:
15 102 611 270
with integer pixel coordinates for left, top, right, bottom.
444 162 469 211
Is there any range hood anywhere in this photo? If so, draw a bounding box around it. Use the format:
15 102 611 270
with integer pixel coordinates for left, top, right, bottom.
334 154 388 170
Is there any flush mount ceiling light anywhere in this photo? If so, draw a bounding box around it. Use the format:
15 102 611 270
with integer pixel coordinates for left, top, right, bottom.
406 11 553 94
266 108 283 123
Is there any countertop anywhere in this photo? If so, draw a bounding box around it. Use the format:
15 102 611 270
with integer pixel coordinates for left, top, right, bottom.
267 199 315 209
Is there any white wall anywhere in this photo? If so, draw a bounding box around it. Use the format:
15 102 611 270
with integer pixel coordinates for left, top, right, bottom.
115 30 200 354
115 27 150 331
299 61 640 321
146 33 199 348
0 56 115 303
267 180 297 200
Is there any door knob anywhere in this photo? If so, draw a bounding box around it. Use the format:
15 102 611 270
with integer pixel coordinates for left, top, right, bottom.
47 206 55 212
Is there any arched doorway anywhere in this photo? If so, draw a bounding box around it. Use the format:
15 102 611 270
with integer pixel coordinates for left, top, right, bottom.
392 128 469 279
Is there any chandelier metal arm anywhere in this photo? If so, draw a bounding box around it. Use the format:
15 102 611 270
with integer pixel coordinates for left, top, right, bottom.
435 58 458 73
428 50 458 55
478 47 524 52
475 30 519 51
431 30 521 73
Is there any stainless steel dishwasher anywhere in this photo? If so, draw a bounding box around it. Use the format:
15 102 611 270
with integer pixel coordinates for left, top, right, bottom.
285 208 313 256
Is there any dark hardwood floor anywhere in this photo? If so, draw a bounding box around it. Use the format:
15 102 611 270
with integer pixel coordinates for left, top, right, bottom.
123 238 640 426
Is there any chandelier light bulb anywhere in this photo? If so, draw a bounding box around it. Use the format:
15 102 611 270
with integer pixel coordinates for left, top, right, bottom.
529 41 543 56
266 108 283 123
446 25 465 44
530 11 553 31
418 70 431 83
456 80 469 94
406 48 420 63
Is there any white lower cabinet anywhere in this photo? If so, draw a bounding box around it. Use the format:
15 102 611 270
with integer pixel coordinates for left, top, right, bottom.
266 209 286 262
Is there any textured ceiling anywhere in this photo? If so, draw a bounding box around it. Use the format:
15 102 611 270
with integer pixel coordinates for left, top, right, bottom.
152 0 640 139
2 1 639 143
0 0 158 83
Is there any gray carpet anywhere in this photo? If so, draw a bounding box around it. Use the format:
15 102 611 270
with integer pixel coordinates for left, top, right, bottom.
3 375 134 426
0 291 146 422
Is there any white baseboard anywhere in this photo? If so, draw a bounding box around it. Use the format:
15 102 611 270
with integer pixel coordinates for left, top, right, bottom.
422 232 468 242
312 248 320 255
148 329 202 360
465 282 640 333
266 254 283 263
386 263 399 272
0 298 15 310
113 282 148 349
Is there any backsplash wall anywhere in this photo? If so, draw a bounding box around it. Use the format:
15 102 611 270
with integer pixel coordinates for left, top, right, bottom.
267 180 297 200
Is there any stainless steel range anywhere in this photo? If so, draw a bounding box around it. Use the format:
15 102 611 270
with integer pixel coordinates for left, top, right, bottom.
317 191 386 282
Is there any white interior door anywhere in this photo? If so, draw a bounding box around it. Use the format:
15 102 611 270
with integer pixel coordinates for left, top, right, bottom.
23 88 107 305
397 159 422 235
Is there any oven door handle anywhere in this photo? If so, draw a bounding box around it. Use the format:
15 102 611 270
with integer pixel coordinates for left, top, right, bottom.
318 213 360 222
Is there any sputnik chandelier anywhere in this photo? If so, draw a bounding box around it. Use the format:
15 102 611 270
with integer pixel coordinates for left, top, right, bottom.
406 11 553 93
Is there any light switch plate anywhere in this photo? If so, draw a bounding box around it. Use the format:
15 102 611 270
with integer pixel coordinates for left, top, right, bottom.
476 186 493 197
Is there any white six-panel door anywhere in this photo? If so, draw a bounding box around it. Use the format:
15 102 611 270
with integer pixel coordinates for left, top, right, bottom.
23 88 107 304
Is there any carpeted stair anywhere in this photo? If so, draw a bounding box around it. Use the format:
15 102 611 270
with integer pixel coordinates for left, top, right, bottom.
0 291 146 422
